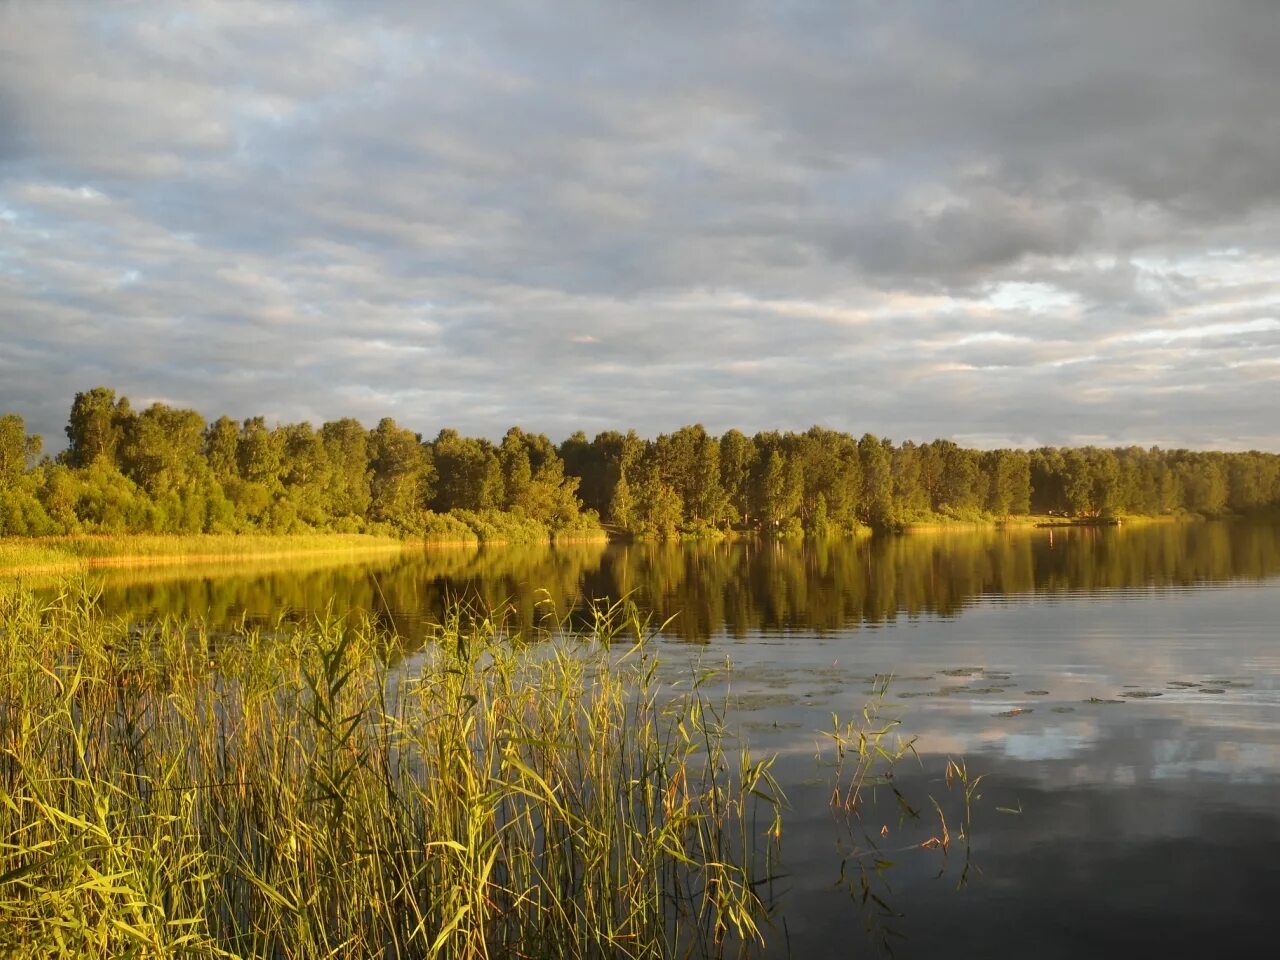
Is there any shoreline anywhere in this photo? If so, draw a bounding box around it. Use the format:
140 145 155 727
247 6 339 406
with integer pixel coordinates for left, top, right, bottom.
0 531 612 577
0 534 408 577
0 515 1217 576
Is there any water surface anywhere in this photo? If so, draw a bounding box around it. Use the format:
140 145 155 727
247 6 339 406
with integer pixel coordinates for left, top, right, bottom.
35 520 1280 956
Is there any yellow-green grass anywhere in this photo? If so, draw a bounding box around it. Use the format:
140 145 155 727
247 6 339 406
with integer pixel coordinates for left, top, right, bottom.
900 512 1199 533
0 550 409 598
0 533 407 576
0 588 794 958
0 582 975 957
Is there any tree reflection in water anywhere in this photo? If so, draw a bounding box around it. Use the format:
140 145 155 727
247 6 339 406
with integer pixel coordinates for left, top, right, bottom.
60 520 1280 646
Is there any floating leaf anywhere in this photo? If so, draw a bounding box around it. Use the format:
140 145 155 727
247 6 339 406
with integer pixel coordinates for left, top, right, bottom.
995 707 1033 718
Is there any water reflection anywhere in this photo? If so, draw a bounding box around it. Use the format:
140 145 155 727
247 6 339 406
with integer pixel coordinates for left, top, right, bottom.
58 519 1280 643
656 579 1280 958
17 520 1280 956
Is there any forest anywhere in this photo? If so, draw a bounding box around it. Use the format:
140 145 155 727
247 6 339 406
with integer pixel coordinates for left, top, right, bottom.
1 386 1279 541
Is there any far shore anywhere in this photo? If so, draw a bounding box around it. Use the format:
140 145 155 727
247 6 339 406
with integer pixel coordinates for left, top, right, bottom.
0 533 409 577
1 515 1218 577
0 531 619 577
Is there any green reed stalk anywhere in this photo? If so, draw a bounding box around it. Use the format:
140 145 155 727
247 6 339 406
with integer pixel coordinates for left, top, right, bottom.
0 584 788 959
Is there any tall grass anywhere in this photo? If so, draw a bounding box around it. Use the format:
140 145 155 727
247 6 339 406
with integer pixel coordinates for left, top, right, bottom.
0 586 786 958
0 533 407 574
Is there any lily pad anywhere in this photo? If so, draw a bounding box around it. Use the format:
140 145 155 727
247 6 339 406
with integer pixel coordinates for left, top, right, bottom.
1051 706 1077 714
727 692 800 711
967 686 1008 694
995 707 1033 718
1082 697 1126 705
1199 688 1226 694
1167 681 1199 688
1024 690 1050 696
1119 690 1163 699
940 667 982 677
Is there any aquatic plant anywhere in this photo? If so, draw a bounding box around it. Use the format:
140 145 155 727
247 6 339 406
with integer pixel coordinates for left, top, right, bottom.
0 585 783 958
0 532 407 575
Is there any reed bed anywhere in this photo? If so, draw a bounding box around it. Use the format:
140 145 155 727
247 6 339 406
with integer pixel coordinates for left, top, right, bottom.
0 587 788 959
0 533 406 575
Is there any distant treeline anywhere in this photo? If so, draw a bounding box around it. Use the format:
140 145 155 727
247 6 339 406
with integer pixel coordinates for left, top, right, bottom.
1 387 1278 539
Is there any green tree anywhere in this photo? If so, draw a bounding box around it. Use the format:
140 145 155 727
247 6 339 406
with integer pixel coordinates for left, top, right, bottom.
653 425 725 527
891 441 928 518
719 429 756 526
858 433 894 528
237 417 283 487
369 418 433 528
64 387 132 468
757 446 801 528
501 427 583 527
279 422 332 526
984 449 1031 517
931 440 980 513
0 414 41 489
204 416 241 484
121 403 206 497
431 430 503 512
321 418 372 521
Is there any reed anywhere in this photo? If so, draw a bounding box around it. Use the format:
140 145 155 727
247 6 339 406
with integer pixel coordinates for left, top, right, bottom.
0 533 406 574
0 585 786 958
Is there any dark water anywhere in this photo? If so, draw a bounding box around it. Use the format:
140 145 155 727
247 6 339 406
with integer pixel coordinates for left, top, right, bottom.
59 521 1280 956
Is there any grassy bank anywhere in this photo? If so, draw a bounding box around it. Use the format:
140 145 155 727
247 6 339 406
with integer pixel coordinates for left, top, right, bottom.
900 512 1203 533
0 533 408 576
0 589 789 958
420 509 607 547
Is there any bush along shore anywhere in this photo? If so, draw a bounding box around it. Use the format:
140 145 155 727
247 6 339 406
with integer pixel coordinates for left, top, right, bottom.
0 586 976 958
3 387 1279 544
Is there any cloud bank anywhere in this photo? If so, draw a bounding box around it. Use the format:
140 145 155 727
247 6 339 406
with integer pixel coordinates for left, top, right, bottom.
1 1 1278 449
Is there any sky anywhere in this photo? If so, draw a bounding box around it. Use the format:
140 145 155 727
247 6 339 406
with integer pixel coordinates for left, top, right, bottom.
2 1 1278 452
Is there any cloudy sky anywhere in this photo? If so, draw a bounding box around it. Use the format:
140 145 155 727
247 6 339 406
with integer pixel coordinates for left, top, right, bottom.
2 1 1278 451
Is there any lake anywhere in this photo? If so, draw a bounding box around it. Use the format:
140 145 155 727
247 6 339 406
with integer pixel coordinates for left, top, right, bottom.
55 520 1280 956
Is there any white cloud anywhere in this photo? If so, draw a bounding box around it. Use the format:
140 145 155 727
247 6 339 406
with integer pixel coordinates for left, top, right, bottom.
0 1 1277 450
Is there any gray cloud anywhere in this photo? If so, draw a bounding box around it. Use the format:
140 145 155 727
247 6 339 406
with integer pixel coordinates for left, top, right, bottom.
0 0 1277 449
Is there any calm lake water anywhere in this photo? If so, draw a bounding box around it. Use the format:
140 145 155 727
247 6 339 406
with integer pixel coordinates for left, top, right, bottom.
60 521 1280 956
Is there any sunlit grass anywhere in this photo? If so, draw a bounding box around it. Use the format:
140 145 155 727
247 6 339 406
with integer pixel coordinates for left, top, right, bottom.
0 586 792 958
0 533 406 574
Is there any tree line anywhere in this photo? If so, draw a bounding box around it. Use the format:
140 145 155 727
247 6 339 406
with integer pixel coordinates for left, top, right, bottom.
65 522 1280 644
1 387 1278 539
